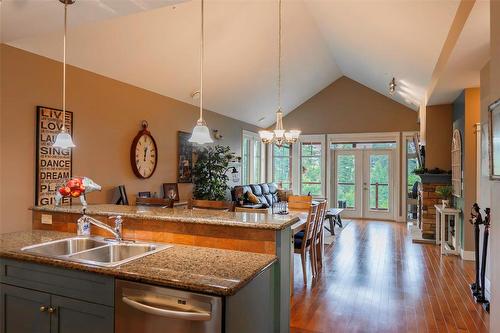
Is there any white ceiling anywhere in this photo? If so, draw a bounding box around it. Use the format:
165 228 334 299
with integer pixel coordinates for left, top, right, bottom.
427 0 490 105
1 0 489 126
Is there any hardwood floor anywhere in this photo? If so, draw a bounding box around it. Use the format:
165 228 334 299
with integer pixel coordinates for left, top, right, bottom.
290 220 490 333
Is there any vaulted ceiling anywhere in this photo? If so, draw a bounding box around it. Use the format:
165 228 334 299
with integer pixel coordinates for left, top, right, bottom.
1 0 490 127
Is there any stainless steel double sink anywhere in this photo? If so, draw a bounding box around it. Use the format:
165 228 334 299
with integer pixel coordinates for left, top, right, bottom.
21 236 172 267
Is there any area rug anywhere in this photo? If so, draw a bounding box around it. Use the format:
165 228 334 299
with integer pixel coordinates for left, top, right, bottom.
323 219 351 245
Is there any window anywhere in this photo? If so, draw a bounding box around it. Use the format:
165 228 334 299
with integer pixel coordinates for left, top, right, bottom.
242 137 251 184
241 131 265 185
253 140 262 183
273 143 292 190
300 142 322 195
406 138 420 194
452 129 462 197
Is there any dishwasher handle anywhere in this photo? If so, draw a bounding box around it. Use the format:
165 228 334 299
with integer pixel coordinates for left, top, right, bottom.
122 296 212 321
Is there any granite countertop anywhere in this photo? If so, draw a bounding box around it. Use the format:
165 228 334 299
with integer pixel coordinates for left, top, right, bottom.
0 230 277 296
32 204 300 230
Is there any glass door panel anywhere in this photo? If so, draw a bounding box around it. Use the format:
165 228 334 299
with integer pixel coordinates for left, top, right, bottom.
363 150 393 220
334 150 362 218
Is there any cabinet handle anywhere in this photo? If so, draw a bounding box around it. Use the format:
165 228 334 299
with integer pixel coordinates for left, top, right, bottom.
48 307 56 314
40 306 47 312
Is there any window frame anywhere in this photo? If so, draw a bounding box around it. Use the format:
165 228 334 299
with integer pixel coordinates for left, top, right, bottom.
271 143 293 190
242 130 266 185
298 135 326 197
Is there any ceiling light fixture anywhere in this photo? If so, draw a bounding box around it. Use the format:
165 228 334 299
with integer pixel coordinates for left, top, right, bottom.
389 77 397 95
188 0 213 145
259 0 300 147
53 0 76 149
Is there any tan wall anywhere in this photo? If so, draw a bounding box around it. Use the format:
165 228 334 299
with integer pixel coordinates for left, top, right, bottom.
425 104 453 170
487 1 500 330
0 44 260 234
282 76 418 134
463 88 480 252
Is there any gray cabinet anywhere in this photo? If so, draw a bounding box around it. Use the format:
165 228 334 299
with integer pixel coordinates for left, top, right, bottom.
0 259 114 333
50 295 114 333
0 284 114 333
0 284 50 333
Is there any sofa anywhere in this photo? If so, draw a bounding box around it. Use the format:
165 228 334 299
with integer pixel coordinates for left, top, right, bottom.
231 183 282 208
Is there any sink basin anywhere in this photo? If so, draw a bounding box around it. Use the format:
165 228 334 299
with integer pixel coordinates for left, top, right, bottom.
21 237 108 256
68 243 166 267
21 237 171 267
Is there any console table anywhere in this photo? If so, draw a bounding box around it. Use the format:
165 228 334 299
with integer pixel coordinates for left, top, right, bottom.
435 205 461 256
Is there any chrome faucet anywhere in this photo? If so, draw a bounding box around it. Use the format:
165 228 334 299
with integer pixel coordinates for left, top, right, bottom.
77 210 123 241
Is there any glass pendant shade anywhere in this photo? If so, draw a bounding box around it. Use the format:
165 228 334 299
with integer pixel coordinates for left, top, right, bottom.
189 120 213 144
53 130 76 149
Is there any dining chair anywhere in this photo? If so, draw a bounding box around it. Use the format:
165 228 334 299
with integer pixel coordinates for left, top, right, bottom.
294 204 319 284
188 199 235 211
312 200 327 275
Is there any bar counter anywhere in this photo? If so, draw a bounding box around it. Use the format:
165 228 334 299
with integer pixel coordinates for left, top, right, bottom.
32 204 299 230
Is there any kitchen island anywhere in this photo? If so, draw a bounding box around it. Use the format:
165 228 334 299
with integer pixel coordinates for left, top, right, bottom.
0 230 279 332
31 204 299 333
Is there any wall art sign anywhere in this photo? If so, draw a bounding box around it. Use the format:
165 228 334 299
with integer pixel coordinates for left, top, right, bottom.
489 99 500 180
36 106 74 206
177 131 199 183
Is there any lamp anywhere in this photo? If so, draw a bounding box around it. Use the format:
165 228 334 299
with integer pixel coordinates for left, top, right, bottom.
53 0 76 149
188 0 213 145
259 0 300 147
389 77 397 95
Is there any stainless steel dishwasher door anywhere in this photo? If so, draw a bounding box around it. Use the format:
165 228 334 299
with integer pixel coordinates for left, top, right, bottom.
115 280 222 333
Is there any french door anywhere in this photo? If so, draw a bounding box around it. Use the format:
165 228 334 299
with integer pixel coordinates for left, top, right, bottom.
334 149 394 220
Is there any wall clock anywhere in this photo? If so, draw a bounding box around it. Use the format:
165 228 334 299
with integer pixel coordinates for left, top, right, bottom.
130 121 158 179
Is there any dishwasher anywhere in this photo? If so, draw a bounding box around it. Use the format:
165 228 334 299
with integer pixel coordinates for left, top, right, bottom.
116 280 222 333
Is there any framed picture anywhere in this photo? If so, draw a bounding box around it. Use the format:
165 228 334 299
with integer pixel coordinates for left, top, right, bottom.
163 183 179 201
35 106 73 206
489 99 500 180
177 131 199 183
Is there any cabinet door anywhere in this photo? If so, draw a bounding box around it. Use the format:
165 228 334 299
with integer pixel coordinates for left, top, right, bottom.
50 295 113 333
0 283 51 333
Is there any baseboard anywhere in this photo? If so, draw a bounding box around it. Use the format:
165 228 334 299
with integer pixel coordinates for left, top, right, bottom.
485 277 491 300
460 249 475 261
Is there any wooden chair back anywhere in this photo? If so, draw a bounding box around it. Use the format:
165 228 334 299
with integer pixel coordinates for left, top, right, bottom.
136 197 174 208
188 199 235 211
235 207 268 213
288 195 313 203
288 201 313 210
302 204 319 247
313 201 327 239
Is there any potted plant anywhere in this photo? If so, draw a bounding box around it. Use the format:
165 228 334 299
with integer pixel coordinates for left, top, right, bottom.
192 145 236 201
436 185 453 208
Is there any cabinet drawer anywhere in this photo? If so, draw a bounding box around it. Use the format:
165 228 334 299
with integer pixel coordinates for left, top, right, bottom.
0 259 114 306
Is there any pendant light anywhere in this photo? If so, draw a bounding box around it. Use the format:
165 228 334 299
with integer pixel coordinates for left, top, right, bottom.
53 0 76 149
259 0 300 147
188 0 213 144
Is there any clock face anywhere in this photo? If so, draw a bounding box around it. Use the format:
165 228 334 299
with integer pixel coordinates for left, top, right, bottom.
131 130 158 179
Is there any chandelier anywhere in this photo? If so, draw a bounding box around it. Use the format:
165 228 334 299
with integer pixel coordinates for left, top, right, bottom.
259 0 300 147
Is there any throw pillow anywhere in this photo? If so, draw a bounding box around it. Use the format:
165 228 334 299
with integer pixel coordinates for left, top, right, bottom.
246 191 260 204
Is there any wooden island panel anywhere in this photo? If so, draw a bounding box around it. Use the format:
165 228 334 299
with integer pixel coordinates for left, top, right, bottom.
32 211 277 255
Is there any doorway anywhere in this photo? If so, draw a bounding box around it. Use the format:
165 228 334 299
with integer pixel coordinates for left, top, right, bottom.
333 147 395 220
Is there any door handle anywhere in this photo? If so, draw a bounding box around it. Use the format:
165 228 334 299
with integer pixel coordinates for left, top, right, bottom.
122 296 211 321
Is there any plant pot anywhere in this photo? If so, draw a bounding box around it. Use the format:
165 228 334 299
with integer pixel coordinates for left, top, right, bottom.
442 199 449 208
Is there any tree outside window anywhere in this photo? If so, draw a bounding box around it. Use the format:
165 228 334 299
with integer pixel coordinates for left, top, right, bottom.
300 142 322 196
273 144 292 190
